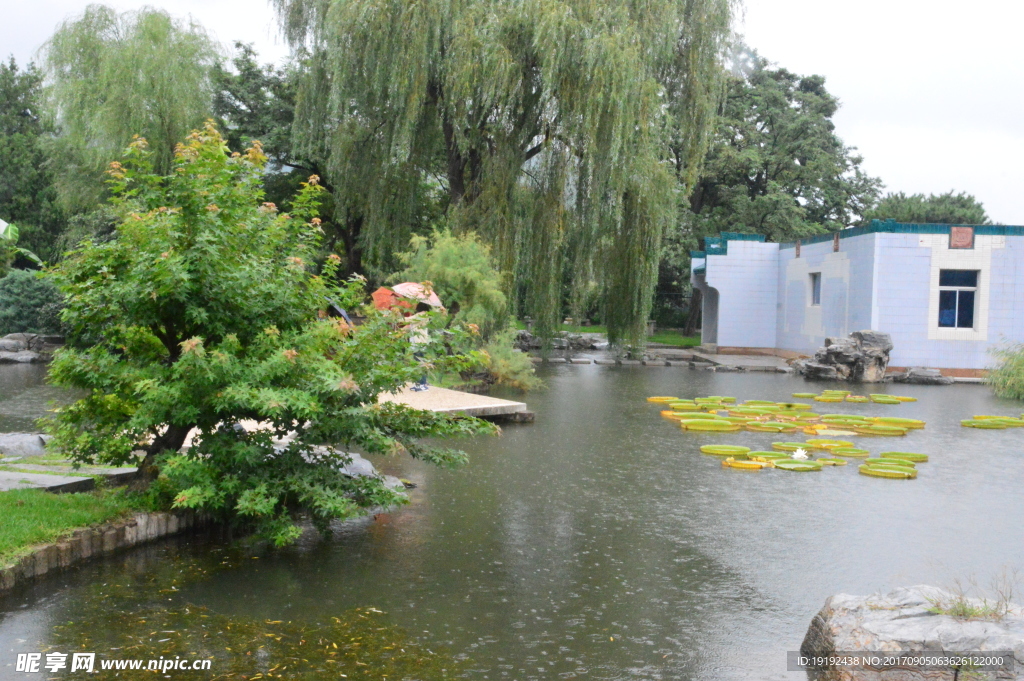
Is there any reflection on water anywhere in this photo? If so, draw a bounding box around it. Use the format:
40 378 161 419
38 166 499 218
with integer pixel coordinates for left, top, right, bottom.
2 365 1024 680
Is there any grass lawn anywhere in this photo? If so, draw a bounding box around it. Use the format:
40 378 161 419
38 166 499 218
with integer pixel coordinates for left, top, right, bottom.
0 488 140 565
649 330 701 347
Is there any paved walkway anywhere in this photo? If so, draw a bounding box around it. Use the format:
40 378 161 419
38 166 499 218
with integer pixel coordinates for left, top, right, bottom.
691 352 793 371
379 386 529 417
0 463 136 492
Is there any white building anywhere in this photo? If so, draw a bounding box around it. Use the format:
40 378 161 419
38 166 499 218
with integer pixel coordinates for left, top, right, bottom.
690 220 1024 376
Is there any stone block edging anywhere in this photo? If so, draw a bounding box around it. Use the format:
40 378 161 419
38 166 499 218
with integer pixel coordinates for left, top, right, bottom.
0 511 210 595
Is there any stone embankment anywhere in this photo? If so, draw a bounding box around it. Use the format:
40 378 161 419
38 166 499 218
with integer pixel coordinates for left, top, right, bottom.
801 585 1024 680
0 511 210 596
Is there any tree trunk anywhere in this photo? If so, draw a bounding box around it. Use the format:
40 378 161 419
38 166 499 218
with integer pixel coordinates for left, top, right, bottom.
342 214 363 277
130 423 194 491
683 287 702 337
442 118 467 206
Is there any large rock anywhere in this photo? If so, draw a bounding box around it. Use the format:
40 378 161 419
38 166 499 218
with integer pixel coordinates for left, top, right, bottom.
892 367 955 385
0 350 43 363
0 338 27 352
794 330 893 382
801 586 1024 680
0 433 51 458
514 330 607 352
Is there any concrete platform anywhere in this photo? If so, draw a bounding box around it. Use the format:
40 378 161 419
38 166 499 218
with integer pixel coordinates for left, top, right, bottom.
379 386 528 418
0 465 137 493
0 471 96 493
691 352 792 372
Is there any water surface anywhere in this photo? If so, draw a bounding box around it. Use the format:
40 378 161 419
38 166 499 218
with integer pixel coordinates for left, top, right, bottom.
2 365 1024 679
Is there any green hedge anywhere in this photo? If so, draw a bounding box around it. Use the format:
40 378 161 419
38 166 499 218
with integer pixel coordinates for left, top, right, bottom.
0 269 63 335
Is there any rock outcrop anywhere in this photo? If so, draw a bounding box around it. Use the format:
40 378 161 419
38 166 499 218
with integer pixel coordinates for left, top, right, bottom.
801 585 1024 680
514 330 608 352
891 367 955 385
793 331 893 382
0 432 51 458
0 333 63 363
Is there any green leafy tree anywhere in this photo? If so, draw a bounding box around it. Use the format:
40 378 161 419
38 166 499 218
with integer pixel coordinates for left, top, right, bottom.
40 5 221 209
0 58 66 262
661 49 882 333
0 221 44 273
687 50 882 242
0 269 62 334
392 230 509 339
272 0 733 347
861 191 990 225
46 123 495 544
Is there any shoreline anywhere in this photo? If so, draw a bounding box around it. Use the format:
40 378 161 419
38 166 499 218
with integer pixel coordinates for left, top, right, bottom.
0 510 210 597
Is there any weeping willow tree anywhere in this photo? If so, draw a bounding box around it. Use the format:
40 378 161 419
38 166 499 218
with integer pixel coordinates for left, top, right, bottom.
274 0 732 346
40 5 221 209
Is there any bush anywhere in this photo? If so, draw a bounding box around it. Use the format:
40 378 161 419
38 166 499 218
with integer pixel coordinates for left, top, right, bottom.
988 344 1024 400
0 269 63 335
392 229 508 339
481 329 542 391
46 124 496 545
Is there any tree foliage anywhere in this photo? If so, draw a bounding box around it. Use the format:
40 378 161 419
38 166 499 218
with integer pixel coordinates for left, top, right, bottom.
0 58 66 262
46 124 495 544
686 49 882 243
0 269 62 335
392 230 508 339
272 0 733 347
861 191 990 226
41 5 221 209
656 49 883 330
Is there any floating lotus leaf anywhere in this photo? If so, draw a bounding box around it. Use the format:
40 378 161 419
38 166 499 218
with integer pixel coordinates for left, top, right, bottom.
700 444 750 457
859 465 916 479
880 451 928 463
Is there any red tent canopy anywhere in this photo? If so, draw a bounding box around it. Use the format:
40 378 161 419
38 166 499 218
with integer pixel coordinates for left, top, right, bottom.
371 283 444 312
371 287 414 312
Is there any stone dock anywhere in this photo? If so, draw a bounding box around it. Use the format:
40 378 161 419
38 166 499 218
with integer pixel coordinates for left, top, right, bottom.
379 385 534 421
530 349 794 373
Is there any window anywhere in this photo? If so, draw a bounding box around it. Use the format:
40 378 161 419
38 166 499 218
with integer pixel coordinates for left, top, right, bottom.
938 269 977 328
809 272 821 306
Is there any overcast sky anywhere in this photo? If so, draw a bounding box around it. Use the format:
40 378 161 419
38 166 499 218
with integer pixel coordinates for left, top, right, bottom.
4 0 1022 224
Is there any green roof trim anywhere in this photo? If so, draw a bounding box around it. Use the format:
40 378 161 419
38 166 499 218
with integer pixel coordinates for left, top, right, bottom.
703 232 764 256
690 250 706 259
778 219 1024 250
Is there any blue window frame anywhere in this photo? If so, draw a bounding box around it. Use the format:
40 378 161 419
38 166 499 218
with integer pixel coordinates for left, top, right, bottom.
938 270 977 328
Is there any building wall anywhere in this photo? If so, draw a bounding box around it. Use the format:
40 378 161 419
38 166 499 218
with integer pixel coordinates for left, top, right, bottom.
876 233 1017 369
703 241 779 348
699 225 1024 369
776 233 877 354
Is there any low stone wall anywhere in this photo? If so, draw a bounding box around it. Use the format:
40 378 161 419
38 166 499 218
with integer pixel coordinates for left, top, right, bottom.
0 511 209 595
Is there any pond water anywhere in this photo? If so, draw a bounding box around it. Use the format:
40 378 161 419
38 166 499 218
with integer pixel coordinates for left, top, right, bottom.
2 364 1024 680
0 364 70 433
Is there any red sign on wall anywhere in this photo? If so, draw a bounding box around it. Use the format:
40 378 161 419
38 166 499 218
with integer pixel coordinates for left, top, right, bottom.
949 226 974 249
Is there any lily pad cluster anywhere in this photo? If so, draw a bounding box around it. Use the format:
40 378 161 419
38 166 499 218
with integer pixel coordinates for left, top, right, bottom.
647 395 925 436
648 395 929 480
792 390 914 404
704 443 926 479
